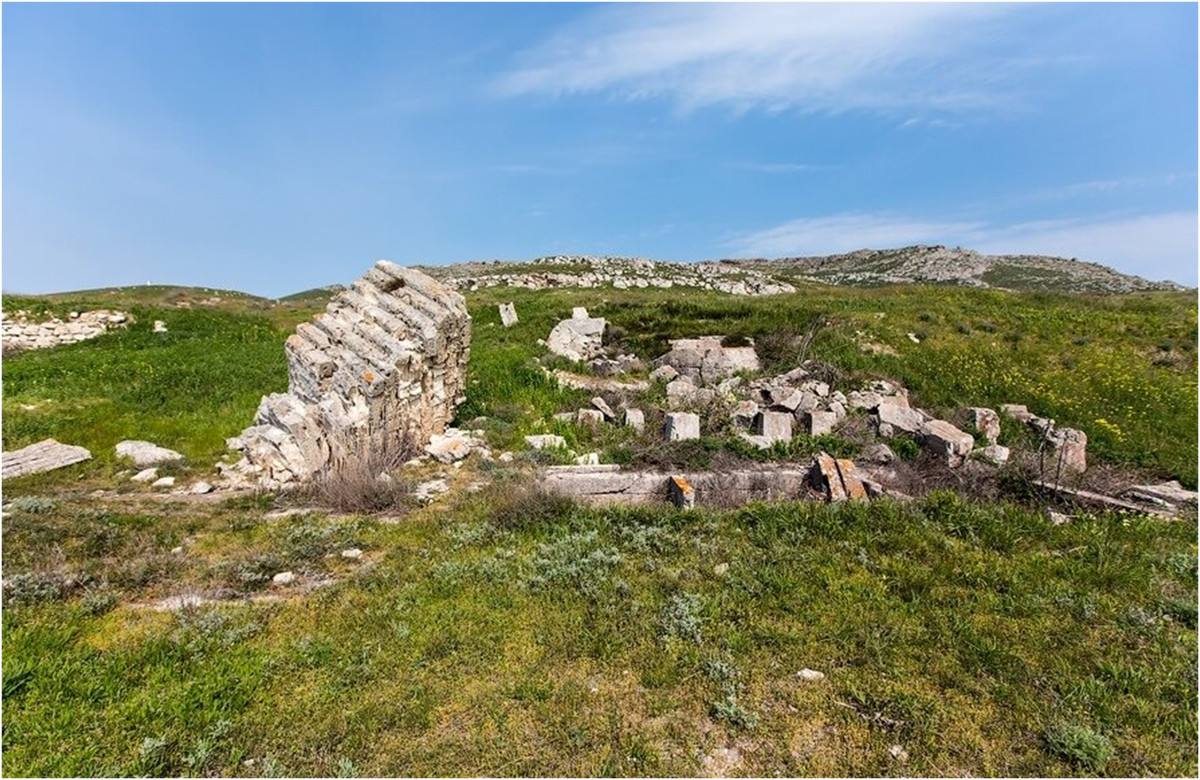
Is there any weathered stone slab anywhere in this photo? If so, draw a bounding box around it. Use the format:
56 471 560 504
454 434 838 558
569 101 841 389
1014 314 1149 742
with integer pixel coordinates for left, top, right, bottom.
623 408 646 433
669 476 696 509
1046 427 1087 474
2 439 92 479
540 465 810 507
499 302 518 327
877 402 925 436
920 420 975 466
1122 481 1198 508
664 412 701 441
969 407 1001 444
115 440 184 467
753 411 793 444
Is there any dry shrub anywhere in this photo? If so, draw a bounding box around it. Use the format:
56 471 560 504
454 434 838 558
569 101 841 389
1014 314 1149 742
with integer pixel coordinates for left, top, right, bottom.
302 451 413 514
488 482 577 531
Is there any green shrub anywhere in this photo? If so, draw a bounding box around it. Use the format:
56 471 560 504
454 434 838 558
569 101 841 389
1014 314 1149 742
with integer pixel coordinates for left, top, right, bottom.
1044 721 1114 771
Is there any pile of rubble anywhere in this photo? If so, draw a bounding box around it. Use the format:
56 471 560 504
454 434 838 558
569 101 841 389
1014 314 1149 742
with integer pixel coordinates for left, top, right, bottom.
1 309 129 354
521 306 1133 509
437 255 796 297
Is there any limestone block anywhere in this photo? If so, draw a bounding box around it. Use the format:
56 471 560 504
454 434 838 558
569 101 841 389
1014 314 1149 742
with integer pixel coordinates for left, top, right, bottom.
753 411 793 444
1047 427 1087 474
115 440 184 467
920 419 975 466
876 402 925 436
664 412 701 442
970 407 1001 444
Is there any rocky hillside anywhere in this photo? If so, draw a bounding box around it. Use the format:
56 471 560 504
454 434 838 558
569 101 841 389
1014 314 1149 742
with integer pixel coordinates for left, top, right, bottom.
727 245 1185 294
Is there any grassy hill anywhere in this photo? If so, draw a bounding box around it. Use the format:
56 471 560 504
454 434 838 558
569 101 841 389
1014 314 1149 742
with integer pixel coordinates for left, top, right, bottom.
2 279 1196 776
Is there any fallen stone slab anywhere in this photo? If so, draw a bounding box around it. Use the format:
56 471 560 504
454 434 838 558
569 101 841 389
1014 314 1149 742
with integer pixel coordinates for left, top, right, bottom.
550 369 649 393
2 439 92 480
540 464 811 507
591 396 617 421
115 440 185 467
1122 481 1198 508
808 453 867 502
876 402 925 436
1032 480 1177 518
920 419 975 466
525 434 567 450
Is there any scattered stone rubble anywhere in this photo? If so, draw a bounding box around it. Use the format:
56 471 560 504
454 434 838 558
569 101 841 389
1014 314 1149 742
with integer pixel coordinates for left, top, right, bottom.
521 315 1188 514
222 261 471 488
1 309 129 354
435 255 796 297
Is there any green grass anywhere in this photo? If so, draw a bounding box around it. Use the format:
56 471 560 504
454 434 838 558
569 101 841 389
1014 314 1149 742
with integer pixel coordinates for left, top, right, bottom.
2 489 1195 776
2 278 1197 776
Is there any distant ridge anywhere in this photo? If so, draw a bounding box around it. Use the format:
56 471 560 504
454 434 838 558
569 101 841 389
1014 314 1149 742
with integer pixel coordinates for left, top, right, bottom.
726 245 1185 294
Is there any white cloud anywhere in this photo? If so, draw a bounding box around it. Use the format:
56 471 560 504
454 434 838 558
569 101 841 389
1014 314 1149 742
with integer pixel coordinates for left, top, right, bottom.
727 213 984 257
497 3 1044 115
734 161 818 173
727 210 1199 284
973 211 1197 283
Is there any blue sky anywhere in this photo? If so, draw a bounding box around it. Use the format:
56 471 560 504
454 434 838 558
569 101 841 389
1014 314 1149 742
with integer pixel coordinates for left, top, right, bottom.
3 2 1197 296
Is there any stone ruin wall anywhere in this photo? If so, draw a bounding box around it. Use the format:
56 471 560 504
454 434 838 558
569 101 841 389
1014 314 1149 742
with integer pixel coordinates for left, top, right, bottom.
1 309 130 355
228 261 470 486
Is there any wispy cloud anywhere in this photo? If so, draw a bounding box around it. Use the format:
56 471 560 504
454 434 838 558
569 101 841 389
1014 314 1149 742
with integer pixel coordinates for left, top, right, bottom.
973 211 1197 282
726 210 1198 283
1027 172 1196 201
733 161 819 174
727 213 985 257
496 3 1057 116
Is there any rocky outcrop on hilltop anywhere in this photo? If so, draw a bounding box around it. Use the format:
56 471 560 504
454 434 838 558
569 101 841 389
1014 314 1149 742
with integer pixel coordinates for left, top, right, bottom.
730 245 1184 294
428 255 796 297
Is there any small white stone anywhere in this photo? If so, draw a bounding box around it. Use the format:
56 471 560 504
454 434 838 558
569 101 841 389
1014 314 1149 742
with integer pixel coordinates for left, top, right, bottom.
574 452 600 466
151 476 175 489
889 745 909 763
191 481 214 494
171 546 184 555
797 668 826 682
341 548 363 560
713 563 729 576
498 452 514 463
272 571 296 585
131 467 159 483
